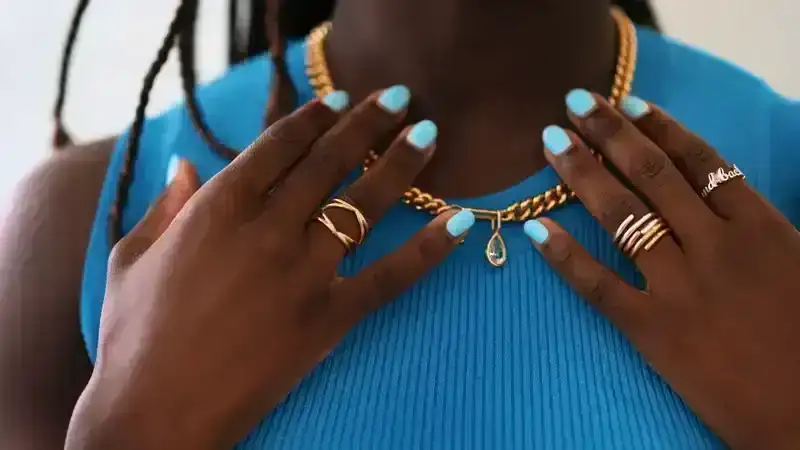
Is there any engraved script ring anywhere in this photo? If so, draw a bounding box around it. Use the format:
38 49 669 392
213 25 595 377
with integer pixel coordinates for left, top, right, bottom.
700 164 745 198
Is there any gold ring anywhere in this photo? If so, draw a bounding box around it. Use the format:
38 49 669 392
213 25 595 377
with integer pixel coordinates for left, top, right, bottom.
613 212 671 258
315 198 369 251
700 164 745 197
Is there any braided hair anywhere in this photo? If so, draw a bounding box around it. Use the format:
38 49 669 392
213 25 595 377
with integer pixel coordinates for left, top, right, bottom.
52 0 659 244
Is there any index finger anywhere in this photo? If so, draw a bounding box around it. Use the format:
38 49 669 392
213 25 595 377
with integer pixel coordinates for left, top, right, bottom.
618 96 757 219
204 92 348 211
564 89 712 230
327 209 475 327
269 85 411 223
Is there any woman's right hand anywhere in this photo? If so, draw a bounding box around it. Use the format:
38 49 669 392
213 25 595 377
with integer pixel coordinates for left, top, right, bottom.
66 86 476 450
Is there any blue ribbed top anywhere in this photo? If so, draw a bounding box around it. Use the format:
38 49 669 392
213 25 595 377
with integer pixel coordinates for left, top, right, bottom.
80 27 800 449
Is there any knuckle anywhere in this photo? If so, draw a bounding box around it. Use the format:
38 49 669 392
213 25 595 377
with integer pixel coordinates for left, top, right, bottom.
556 147 596 180
261 117 309 148
596 194 639 230
689 142 716 163
416 230 449 263
583 271 620 306
360 268 399 312
630 151 672 186
682 138 718 166
107 241 129 269
545 233 575 266
314 143 355 179
108 234 147 270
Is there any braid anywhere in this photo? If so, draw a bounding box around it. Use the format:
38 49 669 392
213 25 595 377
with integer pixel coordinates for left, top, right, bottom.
109 1 190 244
178 0 239 159
228 0 269 65
264 0 297 126
104 0 658 245
111 0 296 243
249 0 269 59
52 0 90 150
228 0 246 64
175 0 296 156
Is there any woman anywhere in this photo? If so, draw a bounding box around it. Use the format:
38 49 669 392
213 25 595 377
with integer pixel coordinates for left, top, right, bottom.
1 0 799 448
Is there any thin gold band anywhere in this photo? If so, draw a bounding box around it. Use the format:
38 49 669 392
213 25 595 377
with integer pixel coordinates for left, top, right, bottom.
614 213 671 258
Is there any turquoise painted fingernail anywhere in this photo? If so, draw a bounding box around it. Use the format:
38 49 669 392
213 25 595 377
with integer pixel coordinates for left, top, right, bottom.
524 219 549 244
165 154 180 185
621 95 651 119
377 85 410 113
542 125 572 155
321 90 349 112
446 210 476 237
407 120 438 150
566 89 597 117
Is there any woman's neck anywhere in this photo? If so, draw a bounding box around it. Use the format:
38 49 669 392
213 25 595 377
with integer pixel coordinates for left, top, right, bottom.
326 0 617 198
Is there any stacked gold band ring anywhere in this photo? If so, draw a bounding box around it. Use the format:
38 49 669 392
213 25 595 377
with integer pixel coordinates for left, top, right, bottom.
315 198 369 251
613 212 671 258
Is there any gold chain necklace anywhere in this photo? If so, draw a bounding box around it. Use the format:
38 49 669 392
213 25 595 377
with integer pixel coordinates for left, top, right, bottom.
305 7 637 267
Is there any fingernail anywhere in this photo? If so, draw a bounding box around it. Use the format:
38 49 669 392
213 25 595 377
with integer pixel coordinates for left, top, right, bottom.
566 89 597 117
620 95 651 119
446 209 476 237
321 90 350 112
377 85 410 113
542 125 572 155
406 120 438 150
524 219 550 244
165 155 180 185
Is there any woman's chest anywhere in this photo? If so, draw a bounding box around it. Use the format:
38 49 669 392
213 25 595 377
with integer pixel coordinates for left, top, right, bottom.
234 206 723 449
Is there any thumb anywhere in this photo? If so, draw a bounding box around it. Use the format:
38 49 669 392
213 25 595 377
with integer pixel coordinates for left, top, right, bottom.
327 209 475 329
109 158 199 271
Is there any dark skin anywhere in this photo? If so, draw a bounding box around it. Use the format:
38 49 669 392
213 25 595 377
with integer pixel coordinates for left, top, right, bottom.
3 0 799 449
531 95 800 449
64 91 800 449
66 92 473 449
0 2 617 446
0 139 110 449
326 0 617 197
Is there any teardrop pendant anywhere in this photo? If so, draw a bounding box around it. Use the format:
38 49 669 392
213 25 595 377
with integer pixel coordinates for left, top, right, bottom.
485 230 507 267
485 211 507 267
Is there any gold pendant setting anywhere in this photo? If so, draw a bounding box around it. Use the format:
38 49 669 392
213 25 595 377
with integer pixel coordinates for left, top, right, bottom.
476 210 508 267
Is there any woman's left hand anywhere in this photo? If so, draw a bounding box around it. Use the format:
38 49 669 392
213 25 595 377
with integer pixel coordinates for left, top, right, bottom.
526 90 800 450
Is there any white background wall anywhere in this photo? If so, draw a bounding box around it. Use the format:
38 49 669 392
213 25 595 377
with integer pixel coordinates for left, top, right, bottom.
0 0 798 207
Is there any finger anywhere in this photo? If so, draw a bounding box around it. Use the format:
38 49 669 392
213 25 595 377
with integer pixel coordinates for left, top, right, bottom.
326 209 475 327
542 125 685 278
307 120 437 269
523 218 649 334
205 92 348 210
564 89 716 231
618 96 755 219
109 159 199 271
271 85 410 222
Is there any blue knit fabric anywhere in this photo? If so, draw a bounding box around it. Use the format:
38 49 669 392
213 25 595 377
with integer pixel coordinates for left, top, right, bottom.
80 27 800 449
